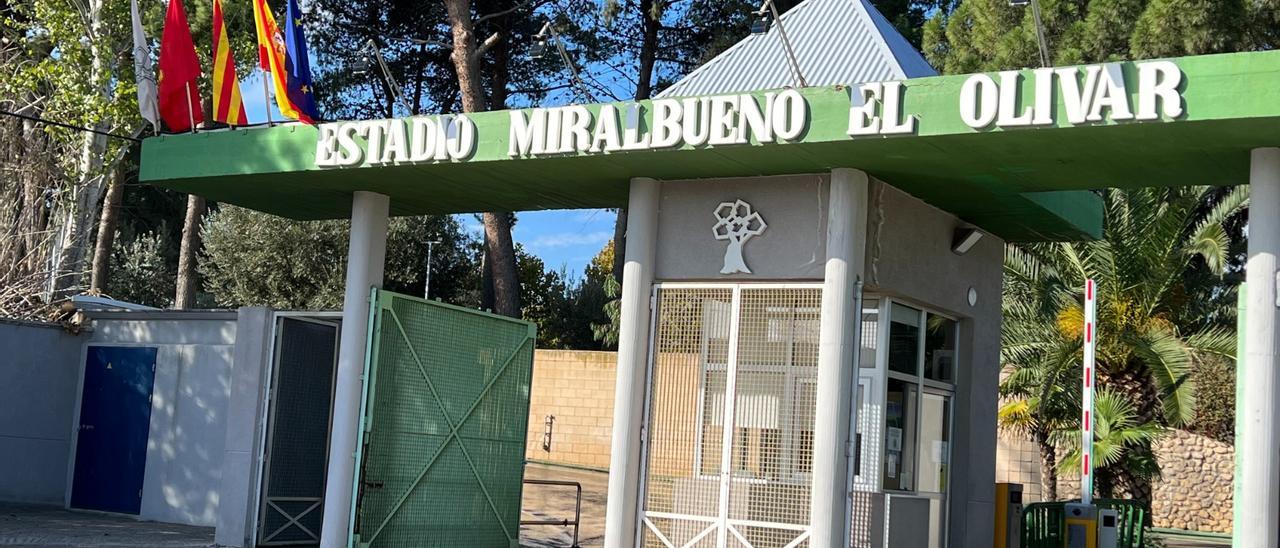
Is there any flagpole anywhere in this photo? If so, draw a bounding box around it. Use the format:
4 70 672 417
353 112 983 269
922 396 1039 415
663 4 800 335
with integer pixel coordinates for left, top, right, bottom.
262 72 274 126
185 84 197 133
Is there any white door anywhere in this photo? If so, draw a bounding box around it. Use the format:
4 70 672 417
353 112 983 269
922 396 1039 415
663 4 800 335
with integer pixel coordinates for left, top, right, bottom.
638 284 822 548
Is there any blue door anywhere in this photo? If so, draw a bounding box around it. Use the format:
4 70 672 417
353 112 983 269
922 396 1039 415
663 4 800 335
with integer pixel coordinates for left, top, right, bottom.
70 346 157 514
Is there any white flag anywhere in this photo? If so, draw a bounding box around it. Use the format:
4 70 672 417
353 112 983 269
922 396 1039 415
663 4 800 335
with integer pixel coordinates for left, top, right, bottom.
130 0 160 132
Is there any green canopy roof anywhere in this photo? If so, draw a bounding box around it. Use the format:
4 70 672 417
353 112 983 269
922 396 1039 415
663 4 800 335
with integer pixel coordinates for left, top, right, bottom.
140 50 1280 243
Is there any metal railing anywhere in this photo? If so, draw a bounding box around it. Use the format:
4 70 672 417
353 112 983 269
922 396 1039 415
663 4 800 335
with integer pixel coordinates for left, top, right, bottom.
521 479 583 548
1022 499 1147 548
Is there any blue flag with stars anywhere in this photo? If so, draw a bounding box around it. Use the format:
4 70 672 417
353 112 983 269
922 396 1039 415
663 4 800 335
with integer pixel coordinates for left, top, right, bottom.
283 0 318 121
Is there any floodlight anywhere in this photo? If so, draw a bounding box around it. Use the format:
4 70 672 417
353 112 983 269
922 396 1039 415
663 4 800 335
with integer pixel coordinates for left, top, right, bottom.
530 38 549 59
750 13 772 34
750 0 807 87
351 53 373 76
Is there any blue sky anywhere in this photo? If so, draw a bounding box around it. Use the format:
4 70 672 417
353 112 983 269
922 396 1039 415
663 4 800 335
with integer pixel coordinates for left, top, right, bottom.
241 72 617 277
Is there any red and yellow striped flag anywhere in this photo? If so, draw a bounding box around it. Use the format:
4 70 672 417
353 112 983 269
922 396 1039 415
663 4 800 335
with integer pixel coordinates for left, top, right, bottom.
212 0 247 126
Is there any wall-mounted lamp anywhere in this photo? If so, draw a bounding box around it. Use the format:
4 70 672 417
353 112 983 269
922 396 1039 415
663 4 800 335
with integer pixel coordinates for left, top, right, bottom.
952 227 984 255
541 414 555 452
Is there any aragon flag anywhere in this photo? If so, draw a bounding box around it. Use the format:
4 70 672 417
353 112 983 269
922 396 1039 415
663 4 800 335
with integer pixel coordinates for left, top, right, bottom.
157 0 203 132
212 0 248 126
252 0 315 124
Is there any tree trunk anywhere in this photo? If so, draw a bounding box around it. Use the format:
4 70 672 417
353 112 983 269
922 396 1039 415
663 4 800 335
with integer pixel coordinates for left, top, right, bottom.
47 0 110 301
89 165 125 292
1035 428 1058 502
1103 362 1165 425
444 0 521 318
611 0 662 283
174 194 206 309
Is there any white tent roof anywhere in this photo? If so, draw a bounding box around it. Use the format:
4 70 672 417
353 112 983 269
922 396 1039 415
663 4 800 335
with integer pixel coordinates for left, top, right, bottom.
657 0 936 98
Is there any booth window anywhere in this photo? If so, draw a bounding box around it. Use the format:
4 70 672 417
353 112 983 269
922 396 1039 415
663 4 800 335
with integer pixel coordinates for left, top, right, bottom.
924 313 958 383
881 302 958 494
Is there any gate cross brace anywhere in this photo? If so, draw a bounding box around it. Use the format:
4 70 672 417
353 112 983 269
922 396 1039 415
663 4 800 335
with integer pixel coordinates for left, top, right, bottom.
263 499 322 543
364 308 531 543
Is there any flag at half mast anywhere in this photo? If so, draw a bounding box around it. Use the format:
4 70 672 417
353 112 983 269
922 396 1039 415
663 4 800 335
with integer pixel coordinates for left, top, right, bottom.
252 0 315 123
212 0 248 126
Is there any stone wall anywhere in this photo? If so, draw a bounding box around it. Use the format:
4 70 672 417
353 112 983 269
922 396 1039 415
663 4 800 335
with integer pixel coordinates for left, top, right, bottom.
996 428 1234 533
1149 429 1234 533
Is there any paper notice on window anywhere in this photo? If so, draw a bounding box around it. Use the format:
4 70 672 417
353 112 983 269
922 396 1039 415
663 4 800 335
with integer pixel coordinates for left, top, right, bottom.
886 427 903 452
932 441 948 464
887 454 898 479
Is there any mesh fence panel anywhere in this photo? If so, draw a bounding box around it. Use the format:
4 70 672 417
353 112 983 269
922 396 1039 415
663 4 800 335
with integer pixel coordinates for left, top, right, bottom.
642 287 732 547
259 318 338 546
353 291 535 548
642 285 819 548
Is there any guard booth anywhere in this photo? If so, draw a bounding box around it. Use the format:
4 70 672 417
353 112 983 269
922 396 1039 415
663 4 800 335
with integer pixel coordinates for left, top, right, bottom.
628 171 994 548
139 19 1280 548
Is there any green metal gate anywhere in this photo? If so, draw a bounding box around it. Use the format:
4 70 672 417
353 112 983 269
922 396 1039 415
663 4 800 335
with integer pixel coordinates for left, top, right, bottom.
350 290 536 548
1022 500 1147 548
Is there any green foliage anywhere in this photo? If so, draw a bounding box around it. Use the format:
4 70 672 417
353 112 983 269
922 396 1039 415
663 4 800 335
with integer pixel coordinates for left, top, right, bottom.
1005 186 1246 428
106 231 176 308
1188 354 1235 443
591 276 621 349
200 206 479 310
1003 186 1246 500
1056 388 1164 497
923 0 1273 74
516 242 613 350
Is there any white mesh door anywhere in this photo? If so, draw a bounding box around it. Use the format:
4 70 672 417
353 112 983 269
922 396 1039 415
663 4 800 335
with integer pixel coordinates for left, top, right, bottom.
640 285 821 548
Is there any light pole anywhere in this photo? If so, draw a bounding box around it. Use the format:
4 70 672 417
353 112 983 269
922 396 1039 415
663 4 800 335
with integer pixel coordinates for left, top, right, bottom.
1010 0 1052 67
424 239 441 299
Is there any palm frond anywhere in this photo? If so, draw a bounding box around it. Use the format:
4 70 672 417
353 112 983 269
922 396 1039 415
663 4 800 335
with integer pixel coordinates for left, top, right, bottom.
1126 326 1197 426
1184 325 1237 359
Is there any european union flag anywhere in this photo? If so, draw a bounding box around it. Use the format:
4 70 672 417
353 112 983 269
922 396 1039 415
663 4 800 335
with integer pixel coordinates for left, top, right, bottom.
283 0 318 121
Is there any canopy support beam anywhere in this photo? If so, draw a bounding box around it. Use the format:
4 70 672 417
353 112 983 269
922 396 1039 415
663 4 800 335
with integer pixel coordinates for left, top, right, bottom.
320 191 389 548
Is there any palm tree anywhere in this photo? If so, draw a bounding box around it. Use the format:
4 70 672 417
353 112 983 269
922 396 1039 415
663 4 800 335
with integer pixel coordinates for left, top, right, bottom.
1056 389 1164 499
1002 185 1245 501
998 337 1079 501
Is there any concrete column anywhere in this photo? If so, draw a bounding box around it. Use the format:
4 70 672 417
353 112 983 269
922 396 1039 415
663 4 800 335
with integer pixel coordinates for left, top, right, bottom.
214 307 272 547
603 177 659 548
1240 148 1280 548
811 168 869 548
320 191 390 548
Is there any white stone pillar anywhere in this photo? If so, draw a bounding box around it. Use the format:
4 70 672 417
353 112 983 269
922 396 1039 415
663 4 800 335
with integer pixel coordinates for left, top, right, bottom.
811 168 869 548
603 177 659 548
1240 148 1280 548
320 191 390 548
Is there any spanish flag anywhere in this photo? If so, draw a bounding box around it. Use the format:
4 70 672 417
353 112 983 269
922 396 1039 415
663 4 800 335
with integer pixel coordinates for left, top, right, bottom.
252 0 315 123
211 0 247 126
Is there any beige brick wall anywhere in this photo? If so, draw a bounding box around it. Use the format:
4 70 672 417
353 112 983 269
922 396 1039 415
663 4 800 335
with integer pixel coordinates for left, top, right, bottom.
995 431 1045 502
526 350 618 469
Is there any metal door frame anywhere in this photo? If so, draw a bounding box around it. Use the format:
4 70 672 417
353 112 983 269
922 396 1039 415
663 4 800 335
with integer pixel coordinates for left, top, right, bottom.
637 282 822 548
865 298 958 548
253 313 341 546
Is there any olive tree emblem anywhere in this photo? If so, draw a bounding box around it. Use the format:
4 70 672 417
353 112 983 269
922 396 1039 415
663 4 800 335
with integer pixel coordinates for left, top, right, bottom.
712 199 768 275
